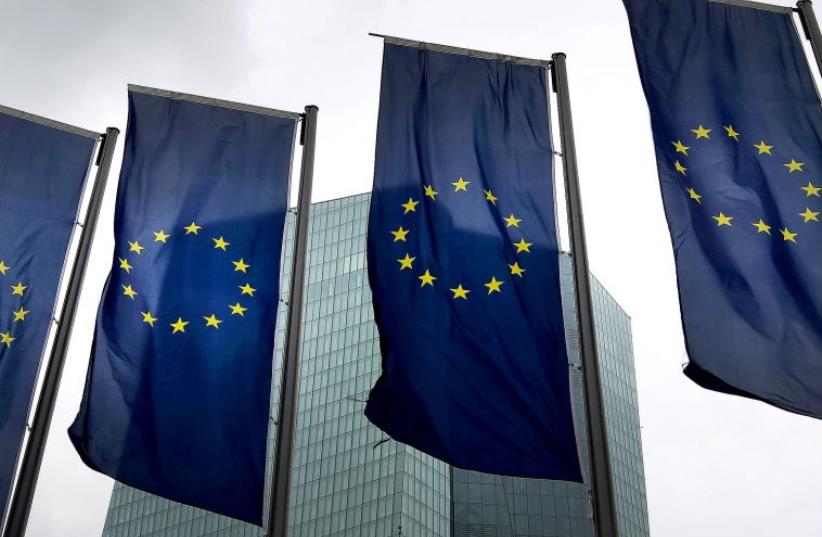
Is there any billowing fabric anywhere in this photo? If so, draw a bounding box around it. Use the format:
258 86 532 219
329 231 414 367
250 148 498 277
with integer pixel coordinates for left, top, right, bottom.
0 111 94 516
365 43 582 481
625 0 822 417
69 89 296 524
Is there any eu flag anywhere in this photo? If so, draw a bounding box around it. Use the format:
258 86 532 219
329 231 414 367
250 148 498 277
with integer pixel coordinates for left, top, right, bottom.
69 86 298 524
0 107 97 516
624 0 822 417
365 42 582 480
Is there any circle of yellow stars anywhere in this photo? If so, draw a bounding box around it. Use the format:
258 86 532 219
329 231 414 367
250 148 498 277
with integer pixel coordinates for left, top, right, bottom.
117 223 256 334
0 260 30 348
671 123 817 244
390 177 533 301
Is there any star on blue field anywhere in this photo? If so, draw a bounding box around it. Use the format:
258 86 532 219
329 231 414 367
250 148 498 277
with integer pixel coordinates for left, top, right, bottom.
0 259 30 349
390 179 532 300
116 222 257 334
671 123 818 244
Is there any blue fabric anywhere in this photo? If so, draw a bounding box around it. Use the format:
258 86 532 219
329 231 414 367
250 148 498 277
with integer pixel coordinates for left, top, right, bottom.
69 90 296 524
0 112 94 516
365 44 582 481
624 0 822 417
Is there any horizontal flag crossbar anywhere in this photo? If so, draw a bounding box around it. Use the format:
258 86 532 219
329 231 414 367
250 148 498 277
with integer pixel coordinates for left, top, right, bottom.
0 104 101 140
127 84 303 121
369 33 552 68
707 0 794 14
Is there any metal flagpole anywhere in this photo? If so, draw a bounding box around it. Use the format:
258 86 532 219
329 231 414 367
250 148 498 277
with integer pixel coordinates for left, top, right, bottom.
550 53 619 537
3 127 119 537
797 1 822 74
268 105 318 537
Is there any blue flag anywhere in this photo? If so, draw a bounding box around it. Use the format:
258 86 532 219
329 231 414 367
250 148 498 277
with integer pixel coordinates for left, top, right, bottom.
365 43 582 481
624 0 822 417
69 87 297 524
0 108 96 516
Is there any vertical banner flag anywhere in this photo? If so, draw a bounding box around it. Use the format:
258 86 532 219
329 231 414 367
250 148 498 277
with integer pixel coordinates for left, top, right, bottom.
624 0 822 417
365 41 582 480
0 108 97 516
69 86 298 524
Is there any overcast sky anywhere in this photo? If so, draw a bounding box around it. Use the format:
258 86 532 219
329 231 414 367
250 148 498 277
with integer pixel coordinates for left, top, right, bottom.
3 0 822 536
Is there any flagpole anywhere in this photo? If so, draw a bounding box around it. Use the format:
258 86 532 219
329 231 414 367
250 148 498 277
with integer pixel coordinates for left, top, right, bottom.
797 1 822 75
2 127 119 537
268 105 318 537
550 53 619 537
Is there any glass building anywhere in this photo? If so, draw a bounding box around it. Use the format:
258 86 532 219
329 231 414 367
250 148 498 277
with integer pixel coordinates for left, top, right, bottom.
99 193 648 537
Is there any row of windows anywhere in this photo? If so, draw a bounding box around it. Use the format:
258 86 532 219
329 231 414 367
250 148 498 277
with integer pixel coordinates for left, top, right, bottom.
293 451 397 491
455 488 588 519
292 514 399 537
455 513 593 537
306 234 367 266
292 492 398 526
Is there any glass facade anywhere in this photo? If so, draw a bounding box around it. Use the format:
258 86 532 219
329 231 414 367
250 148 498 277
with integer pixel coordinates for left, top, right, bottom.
451 256 650 537
99 193 647 537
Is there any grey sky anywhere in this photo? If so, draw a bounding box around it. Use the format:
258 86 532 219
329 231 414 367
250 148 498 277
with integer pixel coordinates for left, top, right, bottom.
3 0 822 535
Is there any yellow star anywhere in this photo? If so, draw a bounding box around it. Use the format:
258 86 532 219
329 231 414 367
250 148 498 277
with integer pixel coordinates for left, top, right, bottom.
800 207 820 223
484 189 498 204
233 258 250 273
723 125 740 141
418 269 436 287
239 283 257 297
391 227 409 242
691 125 711 139
397 253 415 270
784 159 805 173
801 182 822 197
754 140 773 155
752 219 772 235
513 238 532 253
450 284 470 299
229 302 248 316
153 230 170 243
12 306 29 322
213 236 230 251
780 227 798 243
0 332 14 348
484 276 504 294
424 184 438 200
0 261 9 275
122 284 137 300
141 311 157 327
504 214 522 228
686 187 702 204
129 241 145 255
674 160 687 175
119 257 133 274
672 140 690 155
509 262 526 277
203 314 222 329
452 177 470 192
401 198 419 214
712 212 733 226
10 282 26 296
184 222 202 235
170 317 189 334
